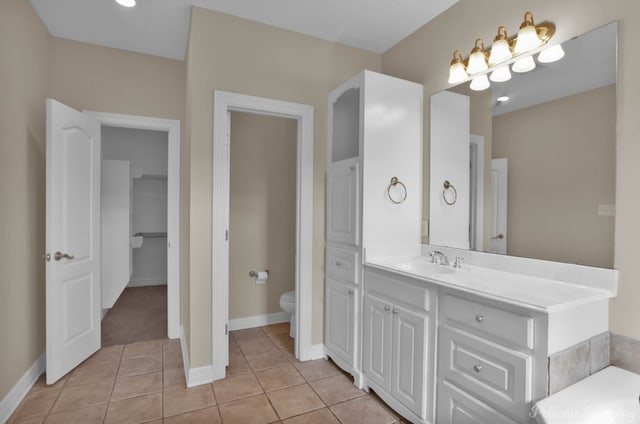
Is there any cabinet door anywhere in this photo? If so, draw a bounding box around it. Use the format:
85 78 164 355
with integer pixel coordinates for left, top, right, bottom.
325 279 356 366
326 162 360 245
363 294 393 392
392 304 429 418
437 381 520 424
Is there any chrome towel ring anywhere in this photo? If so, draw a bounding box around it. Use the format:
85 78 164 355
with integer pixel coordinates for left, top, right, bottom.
443 180 457 205
387 177 407 204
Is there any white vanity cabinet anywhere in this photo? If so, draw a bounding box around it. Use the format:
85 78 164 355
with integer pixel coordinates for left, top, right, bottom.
324 70 423 383
363 268 436 423
436 290 547 424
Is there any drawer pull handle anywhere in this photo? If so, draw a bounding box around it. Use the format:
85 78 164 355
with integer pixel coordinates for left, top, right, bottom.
350 165 357 171
473 364 482 373
348 290 354 295
335 261 342 267
384 305 391 311
475 315 484 323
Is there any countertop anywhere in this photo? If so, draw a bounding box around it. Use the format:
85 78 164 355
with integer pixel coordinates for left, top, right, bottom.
365 256 614 314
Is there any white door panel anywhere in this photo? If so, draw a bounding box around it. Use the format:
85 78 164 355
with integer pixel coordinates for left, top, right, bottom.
46 99 101 384
490 158 508 254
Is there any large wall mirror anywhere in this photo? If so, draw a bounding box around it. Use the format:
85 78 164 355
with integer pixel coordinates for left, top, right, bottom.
428 22 617 268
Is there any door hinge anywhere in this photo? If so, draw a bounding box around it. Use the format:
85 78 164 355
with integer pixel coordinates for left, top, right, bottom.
225 324 228 335
225 230 229 241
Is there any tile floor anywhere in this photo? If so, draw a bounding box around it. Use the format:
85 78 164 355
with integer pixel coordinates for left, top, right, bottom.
9 323 408 423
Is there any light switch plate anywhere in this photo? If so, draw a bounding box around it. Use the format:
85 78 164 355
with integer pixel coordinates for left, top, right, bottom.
598 204 616 216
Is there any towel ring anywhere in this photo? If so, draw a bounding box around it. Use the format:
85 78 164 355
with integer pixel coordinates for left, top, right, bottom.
443 180 457 205
387 177 407 204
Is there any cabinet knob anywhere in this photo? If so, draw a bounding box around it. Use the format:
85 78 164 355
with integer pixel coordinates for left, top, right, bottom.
350 165 357 171
348 289 354 295
335 260 342 267
392 308 399 315
473 364 482 373
384 305 391 311
475 315 484 323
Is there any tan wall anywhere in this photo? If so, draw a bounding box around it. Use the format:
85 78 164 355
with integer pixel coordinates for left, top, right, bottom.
382 0 640 339
185 7 381 366
0 0 51 400
493 85 615 267
229 112 297 319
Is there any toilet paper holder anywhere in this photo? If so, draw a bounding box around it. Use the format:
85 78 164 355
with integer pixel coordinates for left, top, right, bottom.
249 270 269 278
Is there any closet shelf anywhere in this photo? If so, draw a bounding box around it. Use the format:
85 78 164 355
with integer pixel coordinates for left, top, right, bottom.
139 174 167 181
133 232 167 238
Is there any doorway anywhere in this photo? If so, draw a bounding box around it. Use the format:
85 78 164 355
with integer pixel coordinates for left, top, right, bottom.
86 111 181 340
212 91 314 381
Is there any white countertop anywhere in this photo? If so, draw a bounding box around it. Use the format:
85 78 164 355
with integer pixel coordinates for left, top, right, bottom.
365 256 614 313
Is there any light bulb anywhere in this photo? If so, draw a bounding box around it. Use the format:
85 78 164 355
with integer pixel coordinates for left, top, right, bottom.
467 39 488 75
490 65 512 82
448 50 468 84
497 96 510 102
116 0 136 7
514 12 542 53
470 74 490 91
538 44 565 63
512 55 536 73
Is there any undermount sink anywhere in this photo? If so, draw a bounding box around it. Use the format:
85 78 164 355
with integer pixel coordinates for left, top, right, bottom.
395 260 457 276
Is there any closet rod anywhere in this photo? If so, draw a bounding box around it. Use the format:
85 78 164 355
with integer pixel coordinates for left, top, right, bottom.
133 232 167 238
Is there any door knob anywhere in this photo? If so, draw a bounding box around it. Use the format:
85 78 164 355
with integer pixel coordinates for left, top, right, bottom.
491 234 504 240
54 251 74 261
384 305 391 311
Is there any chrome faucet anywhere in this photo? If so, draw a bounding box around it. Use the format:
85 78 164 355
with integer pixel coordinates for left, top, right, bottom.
428 251 449 266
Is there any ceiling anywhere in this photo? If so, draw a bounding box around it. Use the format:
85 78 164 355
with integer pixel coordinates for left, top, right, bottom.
29 0 459 60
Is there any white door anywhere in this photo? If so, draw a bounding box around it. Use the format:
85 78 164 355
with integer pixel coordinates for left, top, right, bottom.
46 99 101 384
325 279 356 365
490 158 508 254
363 294 393 392
326 161 360 245
392 304 428 418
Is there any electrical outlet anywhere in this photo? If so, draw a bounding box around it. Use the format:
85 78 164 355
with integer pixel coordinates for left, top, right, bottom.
598 204 616 216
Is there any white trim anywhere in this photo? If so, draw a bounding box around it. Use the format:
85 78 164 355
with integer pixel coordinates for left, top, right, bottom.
470 135 485 251
212 91 314 381
0 353 45 424
127 279 167 288
84 111 181 340
179 326 214 387
228 312 290 331
307 344 327 360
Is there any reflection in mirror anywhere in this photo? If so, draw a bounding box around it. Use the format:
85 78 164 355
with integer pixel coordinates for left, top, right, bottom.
428 22 617 268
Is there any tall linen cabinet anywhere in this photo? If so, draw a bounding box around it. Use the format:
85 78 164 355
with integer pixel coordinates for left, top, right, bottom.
324 70 423 385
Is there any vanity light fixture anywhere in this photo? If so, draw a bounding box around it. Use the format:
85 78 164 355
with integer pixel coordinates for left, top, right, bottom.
447 11 557 91
115 0 136 7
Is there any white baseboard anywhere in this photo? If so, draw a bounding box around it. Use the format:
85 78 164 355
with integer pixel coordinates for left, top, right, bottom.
0 353 45 424
179 326 213 388
228 312 290 331
300 343 326 361
127 279 167 288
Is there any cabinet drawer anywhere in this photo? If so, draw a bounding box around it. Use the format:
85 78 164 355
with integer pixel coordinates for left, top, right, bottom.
442 294 534 350
439 326 532 421
437 381 520 424
365 269 431 312
326 246 359 284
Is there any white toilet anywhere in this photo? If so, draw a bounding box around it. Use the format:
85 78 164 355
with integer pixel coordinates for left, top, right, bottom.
279 291 296 338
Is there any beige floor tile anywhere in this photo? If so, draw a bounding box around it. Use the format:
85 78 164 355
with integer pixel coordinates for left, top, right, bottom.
30 374 68 394
269 333 294 348
229 336 242 355
163 349 184 370
111 371 162 401
82 345 124 366
294 359 342 382
163 385 216 418
231 328 265 341
164 406 221 424
66 359 118 386
11 417 45 424
163 368 187 390
51 380 113 413
44 404 107 424
309 374 366 405
104 392 162 424
282 407 340 424
10 389 60 422
254 364 304 392
245 350 289 371
122 340 163 359
330 396 395 424
213 373 263 404
266 384 324 419
262 323 290 336
218 394 278 424
227 351 251 376
118 353 162 377
236 335 278 355
163 339 182 355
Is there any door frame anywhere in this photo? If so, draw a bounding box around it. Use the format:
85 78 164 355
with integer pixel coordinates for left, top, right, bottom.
212 91 314 380
85 111 181 339
469 135 485 251
490 158 508 254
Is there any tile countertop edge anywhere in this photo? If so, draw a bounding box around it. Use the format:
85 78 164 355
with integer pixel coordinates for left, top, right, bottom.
363 261 615 315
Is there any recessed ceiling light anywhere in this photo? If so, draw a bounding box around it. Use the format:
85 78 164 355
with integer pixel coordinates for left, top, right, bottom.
116 0 136 7
497 96 510 102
